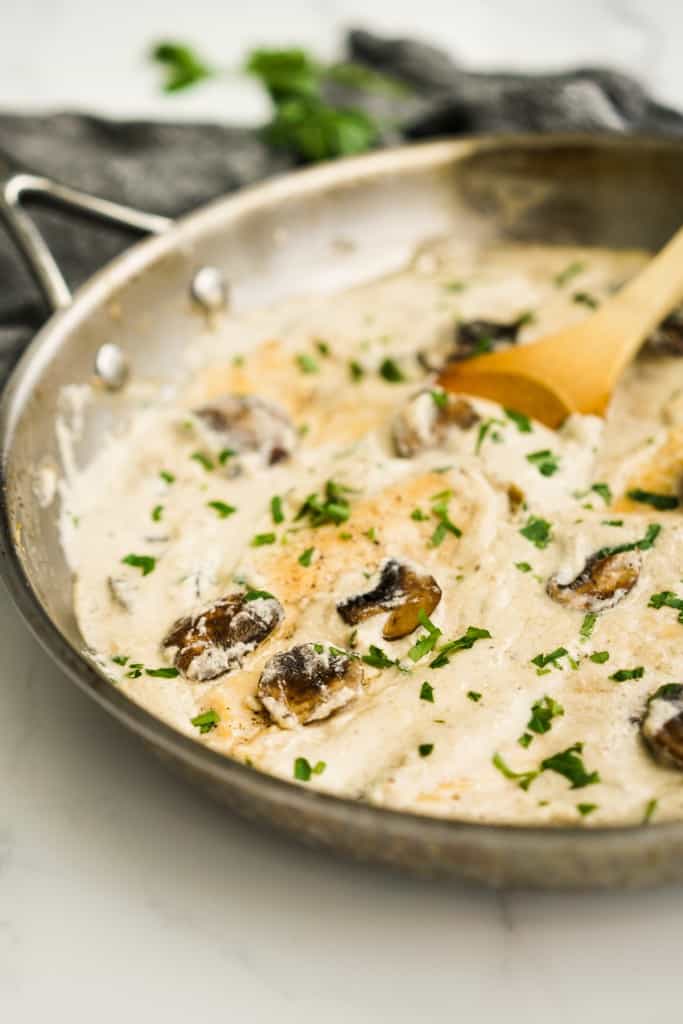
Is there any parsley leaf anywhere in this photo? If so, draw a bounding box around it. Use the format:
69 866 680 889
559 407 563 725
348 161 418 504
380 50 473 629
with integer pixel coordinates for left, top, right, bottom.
591 482 612 505
151 505 164 522
418 743 434 758
577 803 598 817
590 651 610 664
160 470 175 484
504 407 532 433
592 522 661 561
531 647 568 670
643 798 658 824
609 666 644 682
527 695 564 735
580 613 597 640
627 488 679 510
146 667 179 678
349 359 365 382
540 742 600 789
429 491 462 547
515 561 532 573
191 451 214 471
207 500 236 519
244 588 276 601
379 357 404 383
649 589 683 623
554 260 585 287
408 610 442 662
191 708 220 734
151 41 214 92
430 626 491 668
419 681 435 703
122 554 156 576
492 752 538 791
296 353 319 374
270 495 285 524
296 480 352 527
526 449 560 477
298 546 315 567
520 516 552 549
475 417 504 454
362 645 400 670
573 291 599 309
467 690 482 702
251 532 276 547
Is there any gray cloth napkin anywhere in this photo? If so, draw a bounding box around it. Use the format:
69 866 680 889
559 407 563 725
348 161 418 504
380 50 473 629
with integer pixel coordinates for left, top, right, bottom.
1 28 682 380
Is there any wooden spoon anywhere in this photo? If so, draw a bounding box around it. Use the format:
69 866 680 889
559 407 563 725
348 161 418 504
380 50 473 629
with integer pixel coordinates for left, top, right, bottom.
438 226 683 428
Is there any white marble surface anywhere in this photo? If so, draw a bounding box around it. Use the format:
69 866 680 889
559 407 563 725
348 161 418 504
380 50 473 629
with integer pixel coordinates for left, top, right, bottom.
3 1 683 1019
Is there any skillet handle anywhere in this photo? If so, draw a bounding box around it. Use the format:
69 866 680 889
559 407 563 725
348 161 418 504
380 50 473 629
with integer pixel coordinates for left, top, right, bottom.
0 172 172 313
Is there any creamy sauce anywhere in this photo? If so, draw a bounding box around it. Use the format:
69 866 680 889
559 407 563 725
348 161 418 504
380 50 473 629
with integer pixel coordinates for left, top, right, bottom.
63 239 683 827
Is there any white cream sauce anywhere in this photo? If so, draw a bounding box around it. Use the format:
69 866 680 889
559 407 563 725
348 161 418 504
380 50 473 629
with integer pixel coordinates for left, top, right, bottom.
63 239 683 826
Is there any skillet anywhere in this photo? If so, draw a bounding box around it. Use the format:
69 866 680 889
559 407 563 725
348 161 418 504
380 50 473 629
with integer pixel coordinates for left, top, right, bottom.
3 134 683 888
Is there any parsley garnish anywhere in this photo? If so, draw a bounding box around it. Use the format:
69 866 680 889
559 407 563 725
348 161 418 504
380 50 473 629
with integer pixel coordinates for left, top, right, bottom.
492 752 538 791
475 417 504 454
218 448 236 465
293 757 326 781
520 516 552 549
430 389 448 410
125 663 144 679
591 482 612 504
244 589 275 601
526 449 560 477
627 488 679 510
602 519 623 527
270 495 285 524
429 490 462 547
610 666 644 682
296 353 319 374
531 647 568 672
379 357 404 383
151 41 214 92
146 667 179 678
418 743 434 758
515 561 532 573
191 709 220 734
296 480 352 527
298 546 315 567
527 695 564 735
541 743 600 789
315 339 331 356
430 626 491 668
518 733 533 748
577 803 598 817
467 690 482 702
408 610 442 662
362 645 400 670
420 681 435 703
573 291 599 309
504 407 532 433
207 500 236 519
592 522 661 560
554 260 585 287
411 508 429 522
122 554 156 576
648 589 683 623
590 651 610 664
251 532 277 547
191 451 214 471
160 470 175 484
151 505 164 522
643 798 658 824
349 359 365 382
580 613 597 640
111 655 129 666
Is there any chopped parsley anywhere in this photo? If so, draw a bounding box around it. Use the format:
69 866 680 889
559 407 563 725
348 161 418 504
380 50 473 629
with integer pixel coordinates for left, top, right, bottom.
527 695 564 735
573 291 599 309
590 651 610 664
526 449 560 477
160 470 175 484
408 610 442 662
593 522 661 561
430 626 491 668
218 448 236 465
151 41 214 92
643 798 658 824
125 663 144 679
554 260 585 287
411 507 429 522
443 279 466 293
429 490 462 547
296 480 352 527
627 488 679 510
515 561 532 573
577 803 598 817
296 353 319 374
602 519 623 527
418 743 434 758
531 647 568 671
121 554 156 576
244 588 275 601
379 357 405 383
315 339 331 356
191 708 220 734
540 743 600 789
151 505 164 522
504 407 532 433
145 667 179 678
364 527 377 543
492 752 538 791
362 645 400 670
430 388 448 410
207 500 236 519
251 532 277 547
648 590 683 623
293 757 326 781
475 417 504 454
609 666 644 682
298 546 315 567
111 655 129 666
270 495 285 524
191 451 214 471
580 613 597 640
420 681 435 703
467 690 482 702
591 482 612 505
518 733 533 748
349 359 365 382
520 516 552 549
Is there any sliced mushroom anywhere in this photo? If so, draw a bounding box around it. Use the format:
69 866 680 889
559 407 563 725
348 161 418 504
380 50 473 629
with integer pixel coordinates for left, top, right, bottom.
162 591 284 682
450 317 526 362
191 394 296 467
641 684 683 770
392 389 479 457
258 642 364 728
337 559 442 639
546 549 641 612
644 308 683 356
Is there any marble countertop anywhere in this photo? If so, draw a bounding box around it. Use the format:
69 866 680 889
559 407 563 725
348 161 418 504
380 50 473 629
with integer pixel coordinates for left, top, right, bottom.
2 1 683 1019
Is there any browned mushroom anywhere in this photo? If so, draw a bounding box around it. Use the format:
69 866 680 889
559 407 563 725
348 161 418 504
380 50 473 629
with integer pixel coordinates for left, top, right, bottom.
451 317 527 362
162 591 284 682
258 642 364 728
392 389 479 457
641 684 683 770
337 559 442 639
546 549 641 612
191 394 296 467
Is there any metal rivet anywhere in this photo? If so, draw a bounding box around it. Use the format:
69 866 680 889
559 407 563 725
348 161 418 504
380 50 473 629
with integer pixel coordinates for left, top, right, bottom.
95 343 129 390
191 266 228 312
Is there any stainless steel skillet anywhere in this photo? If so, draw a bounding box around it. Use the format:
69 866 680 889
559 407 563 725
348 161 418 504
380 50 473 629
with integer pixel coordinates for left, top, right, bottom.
2 134 683 889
